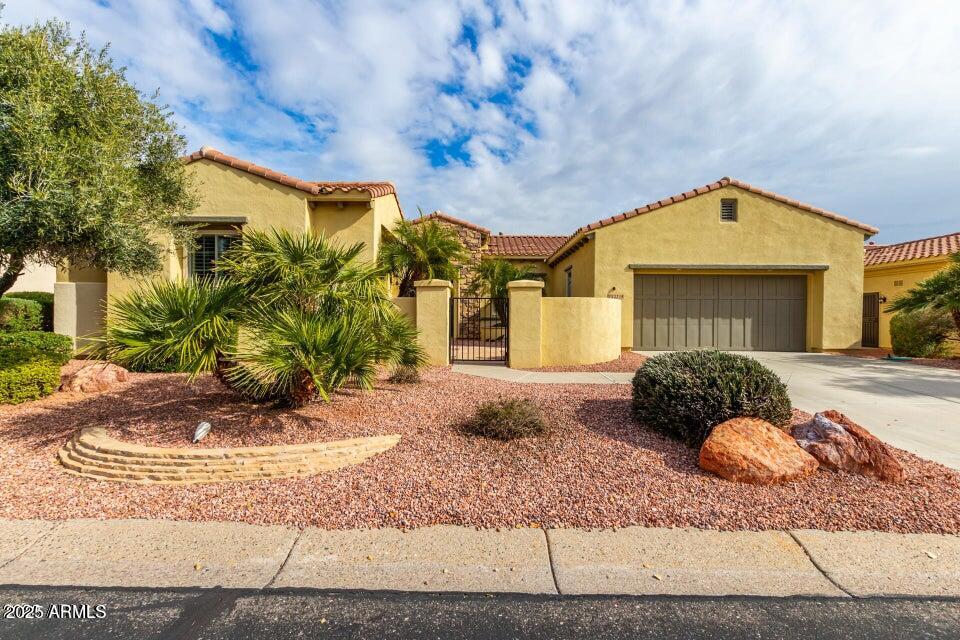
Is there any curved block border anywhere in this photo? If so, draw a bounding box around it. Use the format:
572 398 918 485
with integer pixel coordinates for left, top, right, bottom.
58 427 400 485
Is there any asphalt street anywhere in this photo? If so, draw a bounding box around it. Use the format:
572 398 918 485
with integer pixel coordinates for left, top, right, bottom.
1 586 959 640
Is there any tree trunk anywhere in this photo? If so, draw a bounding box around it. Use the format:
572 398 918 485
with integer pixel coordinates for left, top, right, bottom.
952 309 960 338
289 369 318 407
0 255 26 296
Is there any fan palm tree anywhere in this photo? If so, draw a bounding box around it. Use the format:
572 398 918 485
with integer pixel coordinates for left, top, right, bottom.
887 252 960 338
468 258 537 324
378 218 469 296
107 228 425 407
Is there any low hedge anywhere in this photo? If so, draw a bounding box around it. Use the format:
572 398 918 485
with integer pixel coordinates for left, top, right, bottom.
5 292 54 331
632 350 792 447
0 331 73 365
0 297 42 332
890 309 953 358
0 348 61 404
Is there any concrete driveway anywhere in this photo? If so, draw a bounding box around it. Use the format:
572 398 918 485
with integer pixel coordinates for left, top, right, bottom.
638 351 960 470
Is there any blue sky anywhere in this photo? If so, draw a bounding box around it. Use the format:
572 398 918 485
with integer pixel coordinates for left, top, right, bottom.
7 0 960 242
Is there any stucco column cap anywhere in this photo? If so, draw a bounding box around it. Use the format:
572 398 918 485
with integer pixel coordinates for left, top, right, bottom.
413 279 453 289
507 280 545 290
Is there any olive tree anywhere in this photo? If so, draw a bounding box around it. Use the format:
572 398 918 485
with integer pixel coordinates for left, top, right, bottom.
0 18 196 294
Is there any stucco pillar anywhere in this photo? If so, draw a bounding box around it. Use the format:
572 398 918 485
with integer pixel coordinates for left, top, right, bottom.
414 279 452 366
507 280 544 369
54 281 107 351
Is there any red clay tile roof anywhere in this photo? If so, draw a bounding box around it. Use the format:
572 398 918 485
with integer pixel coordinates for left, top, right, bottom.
184 147 397 198
410 211 490 235
488 234 568 257
547 177 879 265
864 232 960 267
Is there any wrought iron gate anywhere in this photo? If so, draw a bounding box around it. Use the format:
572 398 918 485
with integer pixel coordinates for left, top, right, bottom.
450 297 508 362
862 292 880 348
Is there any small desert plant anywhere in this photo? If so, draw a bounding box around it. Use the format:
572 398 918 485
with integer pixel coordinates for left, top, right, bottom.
890 309 953 358
632 350 792 447
0 297 42 332
462 398 547 440
0 331 72 365
388 364 422 383
0 348 61 404
5 292 54 330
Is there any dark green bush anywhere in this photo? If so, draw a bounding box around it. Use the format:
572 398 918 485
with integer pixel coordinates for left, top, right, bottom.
631 350 792 447
0 348 61 404
890 309 953 358
0 298 42 332
5 292 54 331
0 331 72 365
462 398 547 440
388 364 421 383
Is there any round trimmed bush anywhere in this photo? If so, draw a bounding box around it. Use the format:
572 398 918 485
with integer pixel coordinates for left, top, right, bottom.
0 348 61 404
631 350 792 447
890 309 953 358
0 298 42 332
462 398 547 440
5 292 54 331
0 331 73 365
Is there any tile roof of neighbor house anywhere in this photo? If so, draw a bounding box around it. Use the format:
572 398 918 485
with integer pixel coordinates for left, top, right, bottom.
487 234 569 257
410 211 491 235
184 147 396 198
863 231 960 267
547 177 880 265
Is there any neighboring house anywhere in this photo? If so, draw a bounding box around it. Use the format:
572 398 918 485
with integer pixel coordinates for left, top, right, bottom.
8 259 55 293
55 147 404 346
862 232 960 349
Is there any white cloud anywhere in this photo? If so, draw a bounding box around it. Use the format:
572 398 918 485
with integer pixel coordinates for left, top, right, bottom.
5 0 960 242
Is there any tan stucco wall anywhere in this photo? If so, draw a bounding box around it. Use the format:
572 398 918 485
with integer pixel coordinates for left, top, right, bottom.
54 281 106 349
392 296 416 323
506 280 544 368
541 297 621 366
578 186 867 351
549 239 595 297
864 256 951 349
413 279 451 366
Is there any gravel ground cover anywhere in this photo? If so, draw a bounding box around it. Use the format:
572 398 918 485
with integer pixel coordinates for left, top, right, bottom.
0 361 958 532
525 351 648 372
827 349 960 372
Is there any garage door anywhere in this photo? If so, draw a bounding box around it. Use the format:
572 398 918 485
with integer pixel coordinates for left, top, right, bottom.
633 274 806 351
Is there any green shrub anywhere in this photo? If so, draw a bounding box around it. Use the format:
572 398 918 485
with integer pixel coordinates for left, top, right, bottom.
631 350 792 447
462 398 547 440
0 298 42 332
0 331 72 365
388 364 422 384
5 292 54 331
890 309 953 358
0 348 61 404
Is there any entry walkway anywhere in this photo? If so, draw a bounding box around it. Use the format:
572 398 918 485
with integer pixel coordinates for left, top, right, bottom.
452 352 960 469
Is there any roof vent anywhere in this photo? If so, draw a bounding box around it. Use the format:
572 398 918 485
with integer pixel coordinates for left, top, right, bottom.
720 199 738 222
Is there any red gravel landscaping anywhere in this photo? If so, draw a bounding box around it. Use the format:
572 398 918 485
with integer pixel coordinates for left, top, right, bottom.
526 351 648 372
0 361 958 533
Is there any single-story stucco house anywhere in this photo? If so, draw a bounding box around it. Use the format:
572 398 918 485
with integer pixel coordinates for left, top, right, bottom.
862 232 960 349
55 147 881 356
426 179 879 353
55 147 404 346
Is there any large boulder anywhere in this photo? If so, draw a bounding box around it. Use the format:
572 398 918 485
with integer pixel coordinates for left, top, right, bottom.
791 410 904 482
60 362 129 393
699 417 819 485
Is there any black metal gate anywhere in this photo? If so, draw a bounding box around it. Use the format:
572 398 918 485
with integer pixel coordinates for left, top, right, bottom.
450 297 508 362
862 292 880 348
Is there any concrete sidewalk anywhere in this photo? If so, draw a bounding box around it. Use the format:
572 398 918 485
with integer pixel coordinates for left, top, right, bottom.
2 519 958 598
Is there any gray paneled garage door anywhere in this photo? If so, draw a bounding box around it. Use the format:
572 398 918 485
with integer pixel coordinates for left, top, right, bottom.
633 274 806 351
